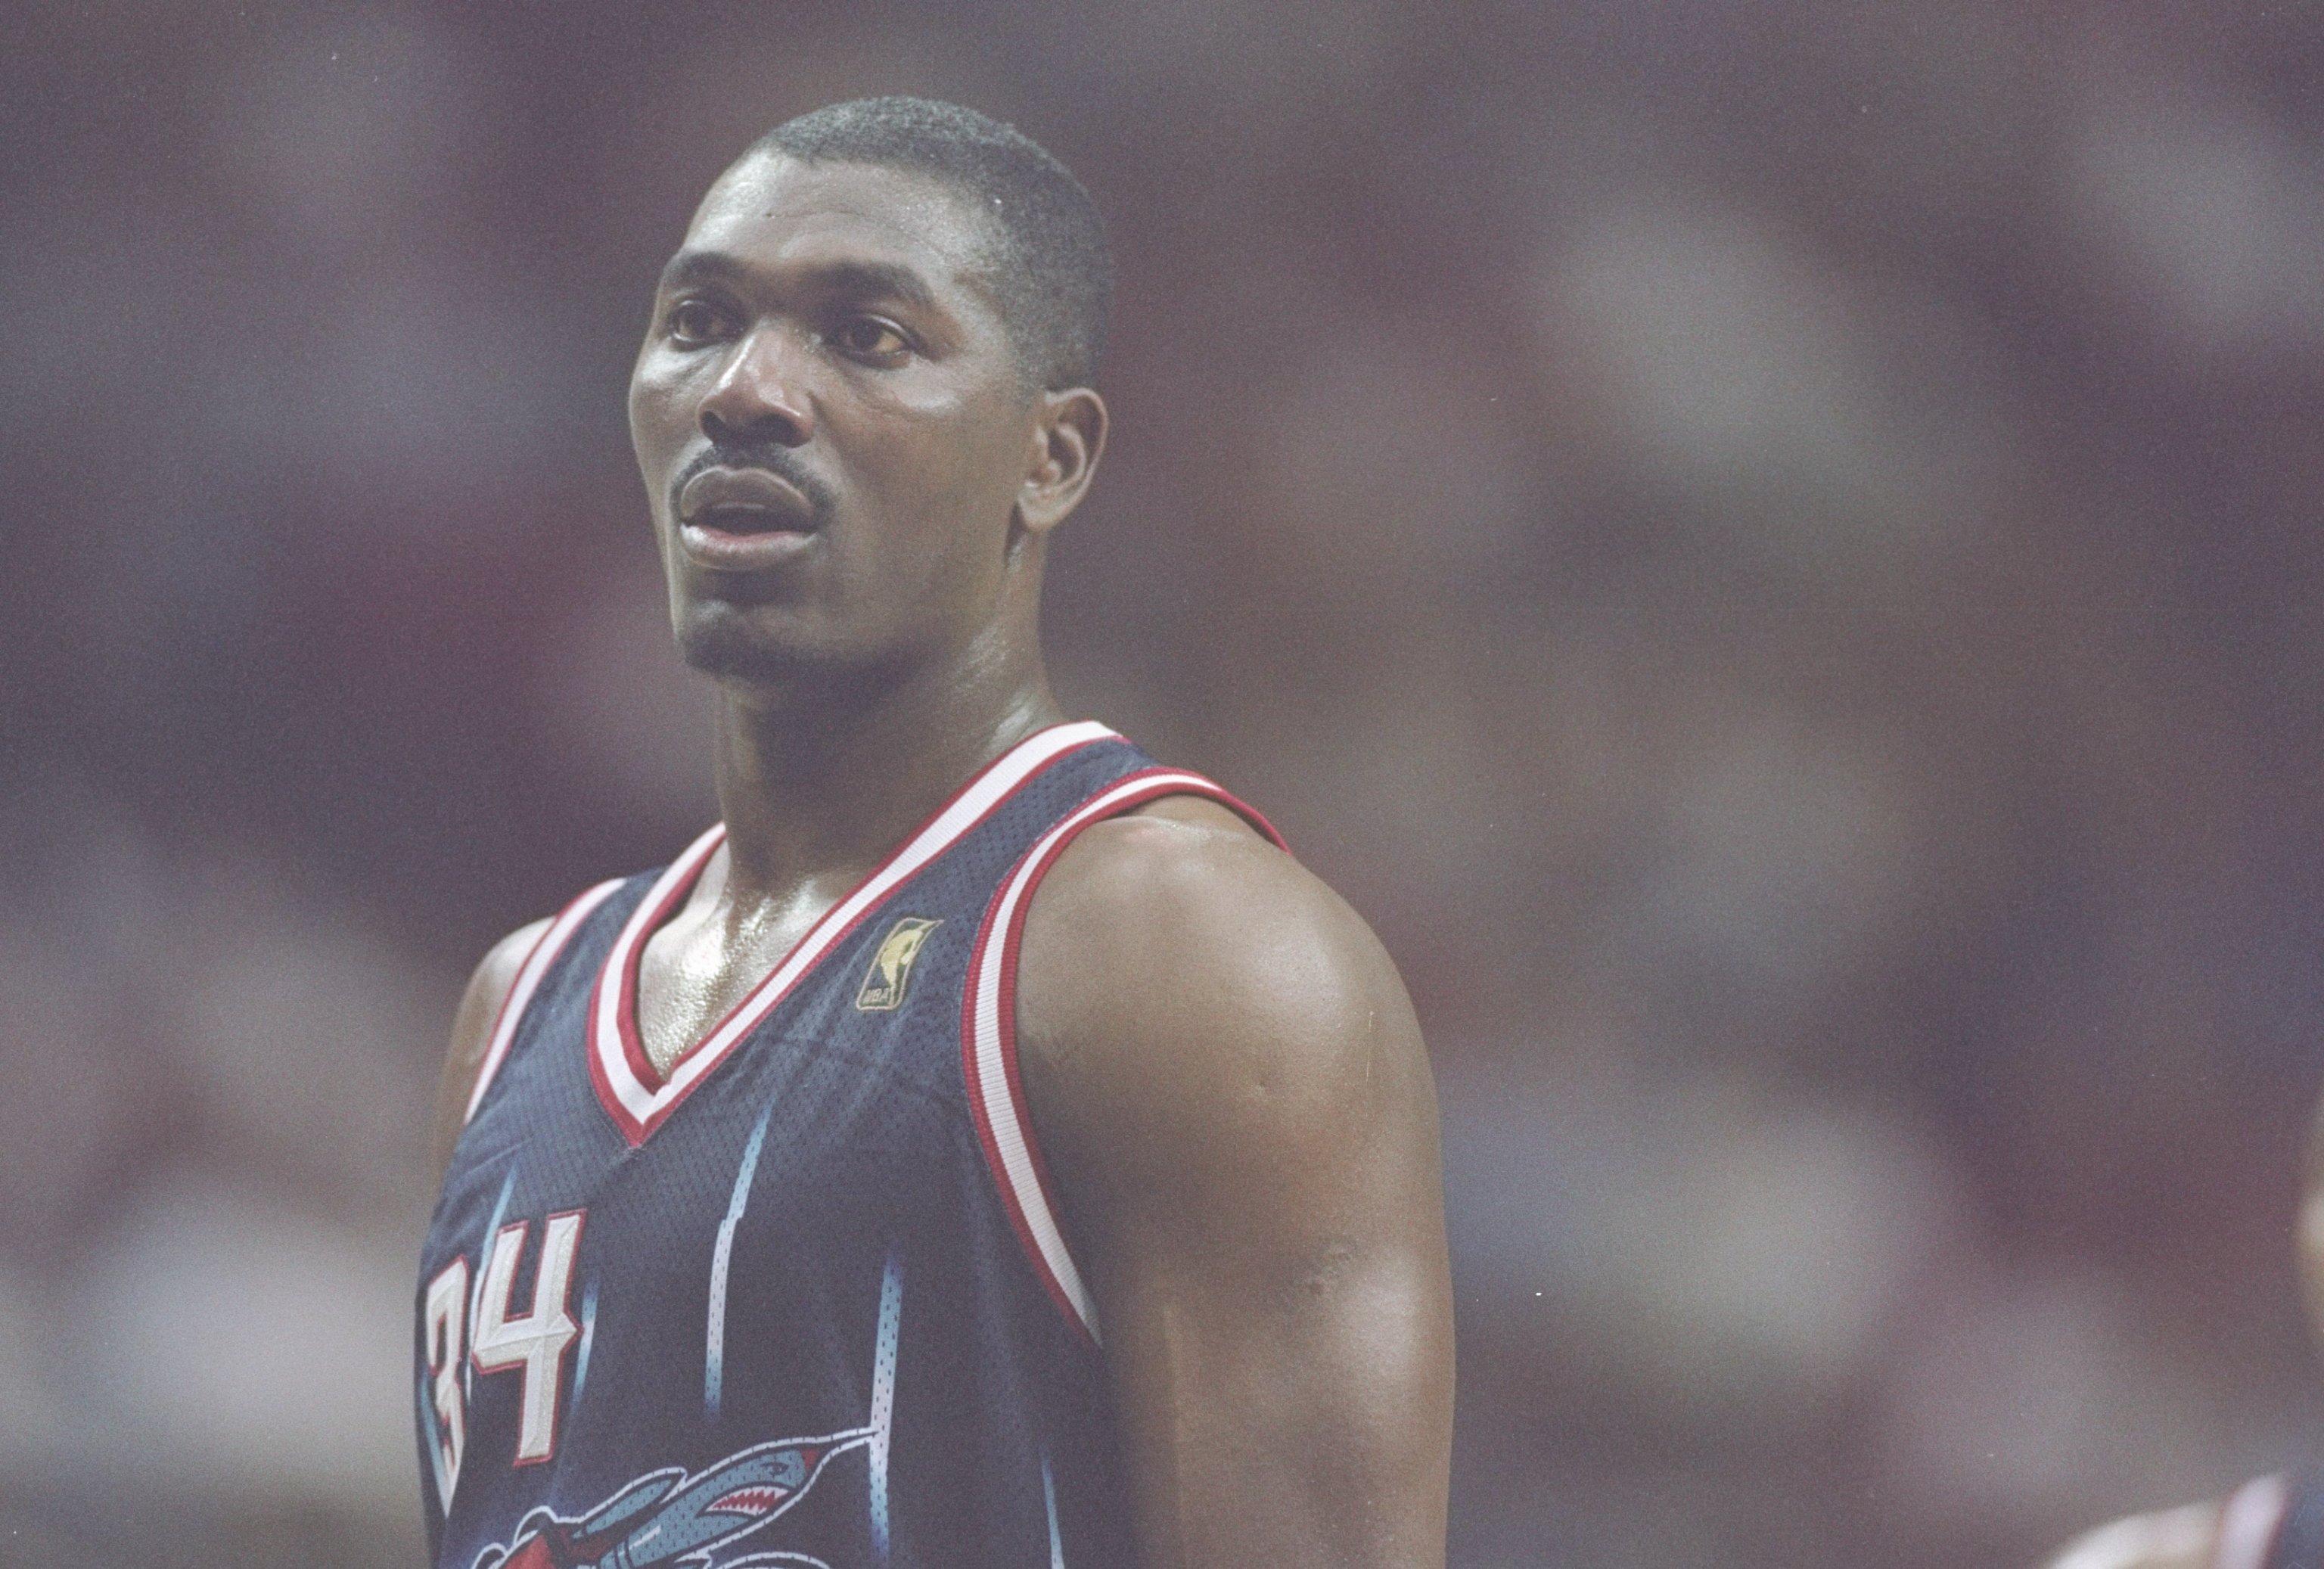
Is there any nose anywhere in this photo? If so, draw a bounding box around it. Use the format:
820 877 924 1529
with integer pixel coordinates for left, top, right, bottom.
698 326 813 448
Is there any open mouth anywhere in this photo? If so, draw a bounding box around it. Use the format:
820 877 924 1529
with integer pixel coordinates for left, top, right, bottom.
677 467 820 537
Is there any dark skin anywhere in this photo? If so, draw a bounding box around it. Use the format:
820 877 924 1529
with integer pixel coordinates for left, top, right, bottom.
430 151 1454 1567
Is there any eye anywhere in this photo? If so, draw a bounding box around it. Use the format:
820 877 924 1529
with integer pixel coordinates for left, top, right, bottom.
666 297 733 346
830 316 911 360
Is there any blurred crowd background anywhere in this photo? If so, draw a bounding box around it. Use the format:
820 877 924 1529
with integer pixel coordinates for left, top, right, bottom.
5 2 2322 1564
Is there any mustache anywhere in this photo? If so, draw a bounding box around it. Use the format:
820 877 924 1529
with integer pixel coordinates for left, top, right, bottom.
670 442 837 524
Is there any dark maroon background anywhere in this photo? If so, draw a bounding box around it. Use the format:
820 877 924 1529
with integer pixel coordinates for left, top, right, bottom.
3 3 2322 1565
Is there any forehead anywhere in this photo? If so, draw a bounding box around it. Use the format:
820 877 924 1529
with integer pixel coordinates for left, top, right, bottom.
673 154 1000 300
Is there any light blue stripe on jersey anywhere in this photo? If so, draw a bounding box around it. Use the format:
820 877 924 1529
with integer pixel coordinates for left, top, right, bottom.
705 1104 774 1418
1043 1453 1064 1569
869 1248 903 1563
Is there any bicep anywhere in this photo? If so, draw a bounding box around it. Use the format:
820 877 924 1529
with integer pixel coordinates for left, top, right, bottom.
1090 1096 1452 1569
429 918 551 1179
1019 834 1453 1568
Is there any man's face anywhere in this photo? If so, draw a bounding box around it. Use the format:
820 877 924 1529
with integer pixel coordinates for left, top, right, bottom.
629 154 1039 686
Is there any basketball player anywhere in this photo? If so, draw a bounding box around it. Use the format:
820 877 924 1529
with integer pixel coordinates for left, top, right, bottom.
416 98 1454 1569
2037 1098 2324 1569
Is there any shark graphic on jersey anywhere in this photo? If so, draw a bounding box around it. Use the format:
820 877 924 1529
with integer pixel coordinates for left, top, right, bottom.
436 1227 903 1569
471 1428 874 1569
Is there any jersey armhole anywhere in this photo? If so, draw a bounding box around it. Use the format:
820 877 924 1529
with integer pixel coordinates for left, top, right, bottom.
960 767 1287 1345
463 879 626 1126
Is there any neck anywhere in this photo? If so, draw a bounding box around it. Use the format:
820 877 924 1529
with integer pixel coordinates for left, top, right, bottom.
707 626 1067 903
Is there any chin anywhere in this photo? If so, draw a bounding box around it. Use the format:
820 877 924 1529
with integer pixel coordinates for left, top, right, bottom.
679 611 811 682
673 601 885 696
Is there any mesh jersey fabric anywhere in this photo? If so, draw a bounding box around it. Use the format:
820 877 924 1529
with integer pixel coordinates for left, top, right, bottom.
414 725 1278 1569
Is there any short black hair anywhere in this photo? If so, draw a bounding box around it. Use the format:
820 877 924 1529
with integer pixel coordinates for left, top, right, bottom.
747 97 1111 390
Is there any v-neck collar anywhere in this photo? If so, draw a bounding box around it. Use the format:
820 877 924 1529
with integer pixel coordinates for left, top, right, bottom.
586 720 1120 1146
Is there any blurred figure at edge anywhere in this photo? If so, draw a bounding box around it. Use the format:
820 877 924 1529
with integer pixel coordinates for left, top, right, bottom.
2041 1099 2324 1569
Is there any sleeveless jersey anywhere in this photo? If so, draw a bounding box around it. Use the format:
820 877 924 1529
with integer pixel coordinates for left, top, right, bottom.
2214 1475 2324 1569
415 722 1280 1569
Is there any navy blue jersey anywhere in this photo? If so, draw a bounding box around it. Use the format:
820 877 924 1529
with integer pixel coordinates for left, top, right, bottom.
416 722 1279 1569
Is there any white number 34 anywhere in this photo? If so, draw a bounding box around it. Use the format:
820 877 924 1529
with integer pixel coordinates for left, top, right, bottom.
422 1210 586 1502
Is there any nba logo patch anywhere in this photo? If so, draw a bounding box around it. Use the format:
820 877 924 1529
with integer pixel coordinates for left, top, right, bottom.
856 917 941 1011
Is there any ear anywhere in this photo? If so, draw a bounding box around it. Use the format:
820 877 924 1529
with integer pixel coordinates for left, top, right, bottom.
1015 387 1108 538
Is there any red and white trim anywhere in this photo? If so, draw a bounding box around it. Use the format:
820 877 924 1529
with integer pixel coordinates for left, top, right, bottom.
962 768 1286 1343
2212 1475 2291 1569
589 720 1123 1146
464 879 626 1126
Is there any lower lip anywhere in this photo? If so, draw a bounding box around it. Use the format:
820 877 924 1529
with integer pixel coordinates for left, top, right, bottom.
677 520 819 570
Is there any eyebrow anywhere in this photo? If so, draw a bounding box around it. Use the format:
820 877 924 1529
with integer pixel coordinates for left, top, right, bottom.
657 250 942 315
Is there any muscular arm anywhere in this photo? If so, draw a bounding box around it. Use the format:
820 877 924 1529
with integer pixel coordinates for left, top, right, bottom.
1016 799 1455 1568
428 918 551 1179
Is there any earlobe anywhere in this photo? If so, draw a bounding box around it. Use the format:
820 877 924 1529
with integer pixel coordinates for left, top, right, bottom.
1017 387 1108 537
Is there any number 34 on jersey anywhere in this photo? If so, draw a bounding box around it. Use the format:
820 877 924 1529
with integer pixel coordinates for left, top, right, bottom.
423 1209 587 1497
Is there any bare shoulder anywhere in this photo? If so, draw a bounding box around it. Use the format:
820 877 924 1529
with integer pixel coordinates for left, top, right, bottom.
429 917 554 1178
1014 794 1454 1562
2037 1500 2223 1569
1014 792 1431 1188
